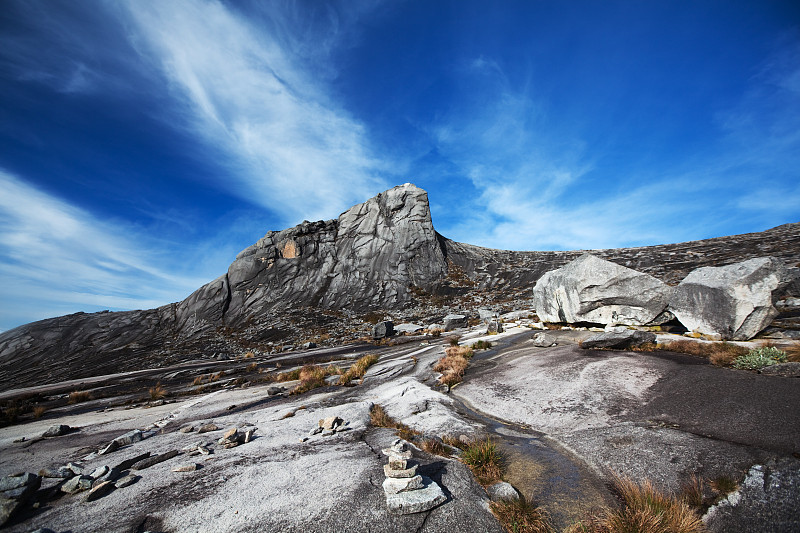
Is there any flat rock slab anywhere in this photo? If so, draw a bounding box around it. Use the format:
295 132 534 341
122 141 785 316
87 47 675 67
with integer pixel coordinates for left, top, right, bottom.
385 476 446 514
383 475 423 495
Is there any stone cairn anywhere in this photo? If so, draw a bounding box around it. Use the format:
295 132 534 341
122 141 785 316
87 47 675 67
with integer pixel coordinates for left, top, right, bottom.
382 439 445 514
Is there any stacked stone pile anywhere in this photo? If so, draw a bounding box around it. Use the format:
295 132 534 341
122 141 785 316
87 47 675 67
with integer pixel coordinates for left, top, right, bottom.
381 439 446 514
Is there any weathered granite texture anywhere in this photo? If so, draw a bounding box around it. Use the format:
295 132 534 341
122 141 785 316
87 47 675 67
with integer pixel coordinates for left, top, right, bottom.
670 257 789 340
532 254 670 325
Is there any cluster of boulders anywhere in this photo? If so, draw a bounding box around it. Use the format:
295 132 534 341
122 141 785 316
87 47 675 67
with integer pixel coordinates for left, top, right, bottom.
533 254 792 340
0 420 260 528
382 439 445 514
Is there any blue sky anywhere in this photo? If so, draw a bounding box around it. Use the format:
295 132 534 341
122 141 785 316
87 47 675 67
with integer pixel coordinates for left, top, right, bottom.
1 0 799 332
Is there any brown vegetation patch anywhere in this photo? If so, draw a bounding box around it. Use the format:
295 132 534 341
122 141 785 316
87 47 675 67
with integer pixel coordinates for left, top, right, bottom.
68 390 93 404
491 498 553 533
337 354 379 385
368 404 420 441
568 476 707 533
433 345 474 388
659 340 748 367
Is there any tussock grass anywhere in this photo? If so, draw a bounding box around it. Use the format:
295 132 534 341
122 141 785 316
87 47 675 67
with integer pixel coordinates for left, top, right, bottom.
337 354 379 385
289 364 340 395
420 437 450 457
448 336 461 347
680 475 705 509
784 344 800 362
192 375 206 386
491 498 553 533
709 475 738 496
461 437 503 485
246 362 258 372
659 341 748 367
68 390 92 404
369 404 420 441
568 476 707 533
148 382 167 400
472 340 493 350
434 345 474 388
33 405 47 419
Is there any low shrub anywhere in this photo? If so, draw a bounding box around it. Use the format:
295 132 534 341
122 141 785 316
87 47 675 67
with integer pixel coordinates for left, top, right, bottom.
732 346 786 370
449 336 461 347
490 497 553 533
472 340 493 350
461 437 503 485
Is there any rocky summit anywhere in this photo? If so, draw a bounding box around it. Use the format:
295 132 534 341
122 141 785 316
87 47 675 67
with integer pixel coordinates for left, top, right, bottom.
0 184 799 532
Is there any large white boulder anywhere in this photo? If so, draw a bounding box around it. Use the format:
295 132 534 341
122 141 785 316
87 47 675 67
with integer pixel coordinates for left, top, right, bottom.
532 254 670 326
669 257 788 340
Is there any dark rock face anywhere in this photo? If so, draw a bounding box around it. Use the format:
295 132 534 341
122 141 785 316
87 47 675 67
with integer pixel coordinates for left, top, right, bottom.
0 183 798 390
579 330 657 350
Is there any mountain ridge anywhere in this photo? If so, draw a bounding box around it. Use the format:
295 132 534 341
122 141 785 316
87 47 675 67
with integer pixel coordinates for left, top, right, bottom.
1 184 798 390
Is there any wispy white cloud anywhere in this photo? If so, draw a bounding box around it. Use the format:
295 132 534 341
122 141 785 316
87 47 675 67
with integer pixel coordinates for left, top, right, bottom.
116 0 388 224
432 41 800 251
0 170 210 332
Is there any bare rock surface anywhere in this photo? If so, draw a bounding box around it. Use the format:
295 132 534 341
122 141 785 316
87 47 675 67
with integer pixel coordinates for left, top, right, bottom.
533 254 671 325
703 458 800 532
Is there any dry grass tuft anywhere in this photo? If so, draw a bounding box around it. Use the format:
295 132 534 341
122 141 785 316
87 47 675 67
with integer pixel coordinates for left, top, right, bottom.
709 476 738 496
420 438 450 457
461 437 504 485
289 364 333 395
569 476 707 533
369 404 420 440
33 405 47 419
68 390 93 404
680 474 705 509
338 354 379 385
246 362 258 372
433 345 474 388
148 382 167 400
192 375 206 386
244 351 255 359
490 498 553 533
281 410 295 419
659 341 748 367
629 342 658 352
784 344 800 362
